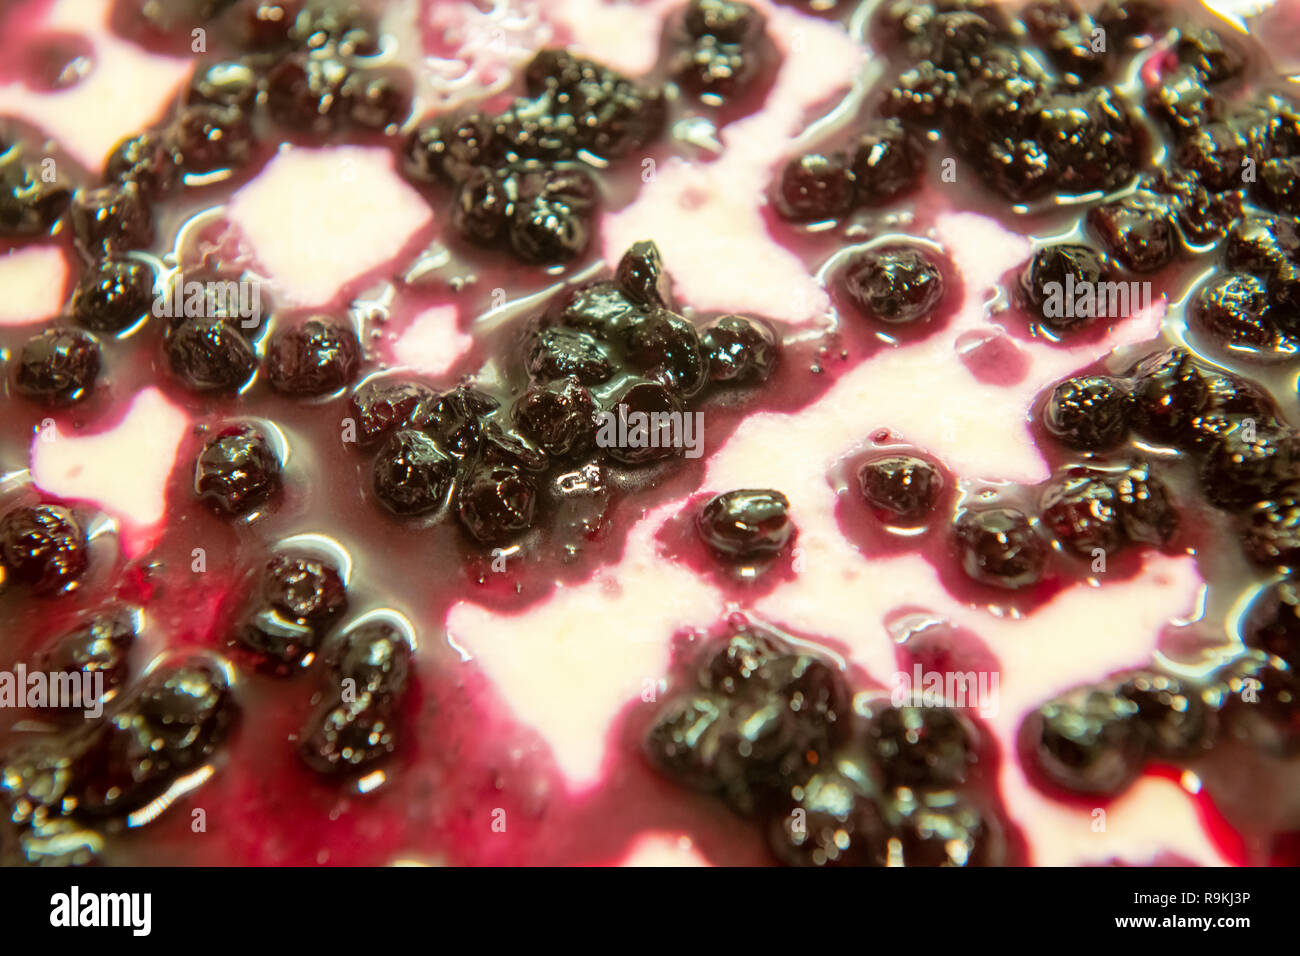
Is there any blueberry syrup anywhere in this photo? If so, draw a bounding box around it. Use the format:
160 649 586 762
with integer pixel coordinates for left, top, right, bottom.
0 0 1299 867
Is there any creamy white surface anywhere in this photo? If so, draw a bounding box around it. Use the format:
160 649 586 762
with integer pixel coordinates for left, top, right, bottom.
0 247 68 325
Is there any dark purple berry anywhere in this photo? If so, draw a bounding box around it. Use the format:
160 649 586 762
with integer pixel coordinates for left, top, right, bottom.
171 103 255 173
265 54 349 133
766 770 890 867
1208 651 1300 757
33 607 136 697
1177 122 1247 191
343 67 413 130
104 131 179 198
615 240 673 308
1175 26 1245 84
697 489 793 558
865 703 977 788
643 693 730 792
896 791 1000 866
166 316 258 391
265 316 360 395
775 153 855 221
1087 192 1176 273
14 328 100 404
508 195 589 265
237 553 347 670
1241 482 1300 566
329 620 413 702
1241 580 1300 664
672 36 758 101
548 280 642 341
457 467 536 542
299 698 398 775
372 429 456 516
1145 65 1220 138
1042 376 1130 450
187 60 258 109
1200 421 1300 511
526 326 614 385
512 377 596 458
401 117 453 184
1033 88 1138 194
347 378 439 447
858 454 943 522
601 379 684 466
623 309 709 396
685 0 761 42
0 505 87 596
1115 671 1213 759
1255 157 1300 215
1113 462 1178 547
1128 347 1210 444
843 244 944 324
1194 272 1274 348
71 257 154 333
1040 468 1125 557
1021 686 1144 797
851 119 924 205
194 424 282 516
426 386 498 457
69 183 153 256
953 507 1046 590
0 154 70 236
700 314 777 384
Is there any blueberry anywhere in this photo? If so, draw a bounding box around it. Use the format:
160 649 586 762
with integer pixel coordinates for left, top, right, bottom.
883 62 957 125
171 103 255 173
1225 214 1300 310
696 489 793 558
1194 273 1275 348
1175 26 1245 84
1127 347 1210 445
549 280 643 341
601 379 684 466
449 167 512 246
194 424 282 516
979 135 1056 201
766 770 891 867
1040 468 1125 557
372 429 456 516
166 316 259 391
477 421 549 474
775 153 856 221
265 54 349 133
401 116 454 184
1113 462 1178 547
1021 686 1144 797
426 385 499 457
0 505 88 596
1042 376 1130 450
237 554 347 670
14 328 100 404
623 309 709 397
1241 482 1300 567
133 656 234 760
1240 579 1300 665
1199 421 1300 511
850 119 925 205
69 183 153 256
34 607 136 696
842 245 944 324
858 454 943 522
1087 192 1176 273
457 467 537 543
1151 168 1240 244
104 131 179 198
699 626 790 696
953 507 1046 590
0 153 70 236
865 703 977 788
615 240 673 308
525 326 614 385
348 378 439 447
1177 122 1247 191
643 693 730 792
187 60 258 110
343 67 413 130
1039 22 1106 80
1145 65 1220 138
672 36 759 101
894 790 1000 866
329 620 413 702
1207 651 1300 757
512 377 596 458
1115 671 1213 759
71 257 154 333
1017 243 1113 331
299 698 399 775
700 314 777 384
265 316 360 395
1255 157 1300 215
684 0 762 42
508 195 590 265
1034 88 1138 194
289 1 378 55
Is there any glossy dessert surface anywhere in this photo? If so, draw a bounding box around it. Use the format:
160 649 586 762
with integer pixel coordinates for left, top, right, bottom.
1 0 1299 866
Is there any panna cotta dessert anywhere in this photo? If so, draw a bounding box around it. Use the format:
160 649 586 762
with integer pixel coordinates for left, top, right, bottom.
1 0 1299 867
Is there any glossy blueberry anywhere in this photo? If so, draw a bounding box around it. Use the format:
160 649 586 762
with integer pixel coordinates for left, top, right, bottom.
858 454 944 522
372 429 456 516
843 245 944 324
700 314 777 384
697 489 793 558
953 507 1046 590
1042 376 1130 450
194 424 282 516
14 328 100 404
71 257 154 333
265 316 360 395
0 505 87 596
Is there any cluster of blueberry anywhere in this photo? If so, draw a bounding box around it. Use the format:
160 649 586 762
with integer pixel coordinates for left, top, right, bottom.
646 623 1005 865
349 241 778 543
